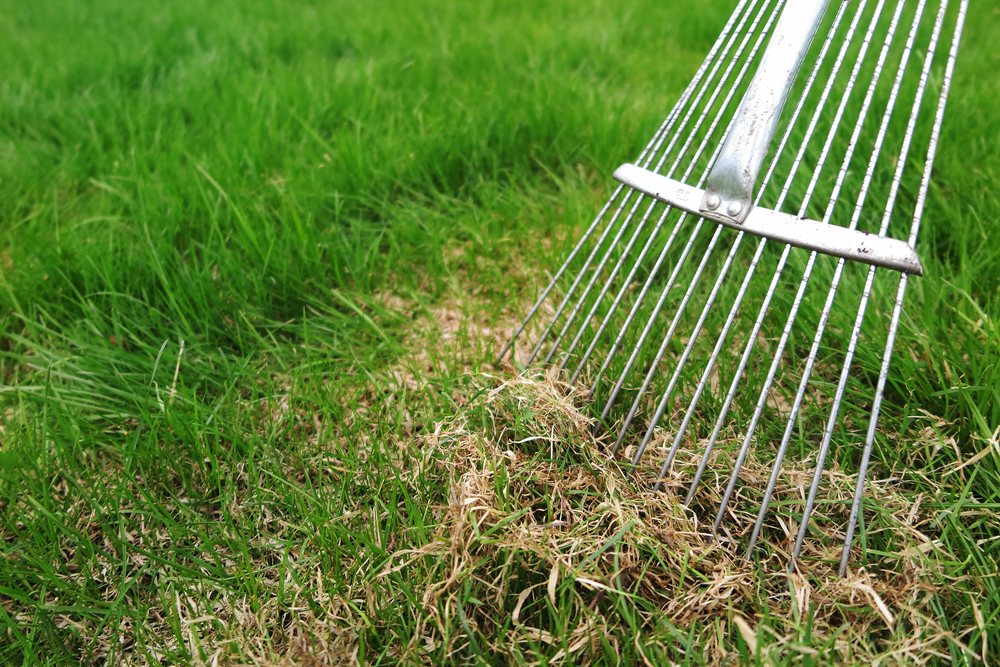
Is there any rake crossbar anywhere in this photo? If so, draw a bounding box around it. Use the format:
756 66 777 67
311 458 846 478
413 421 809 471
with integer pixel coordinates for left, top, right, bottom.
613 163 923 275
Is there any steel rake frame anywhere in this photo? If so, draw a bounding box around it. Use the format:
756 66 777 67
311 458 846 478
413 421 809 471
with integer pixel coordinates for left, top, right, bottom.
497 0 968 573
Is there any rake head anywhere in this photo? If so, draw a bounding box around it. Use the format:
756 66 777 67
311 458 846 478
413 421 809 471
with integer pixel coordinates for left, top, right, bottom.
498 0 967 575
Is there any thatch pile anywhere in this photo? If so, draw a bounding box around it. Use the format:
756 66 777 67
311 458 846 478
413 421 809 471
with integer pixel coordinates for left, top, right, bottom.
345 372 981 665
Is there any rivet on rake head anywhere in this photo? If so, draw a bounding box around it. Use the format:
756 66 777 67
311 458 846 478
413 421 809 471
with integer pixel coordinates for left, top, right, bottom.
727 201 742 217
705 194 721 210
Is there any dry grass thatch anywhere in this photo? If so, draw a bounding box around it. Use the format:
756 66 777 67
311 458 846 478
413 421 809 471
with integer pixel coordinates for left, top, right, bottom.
314 371 984 666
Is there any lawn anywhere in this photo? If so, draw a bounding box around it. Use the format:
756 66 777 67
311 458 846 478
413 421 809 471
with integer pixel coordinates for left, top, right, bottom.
1 0 998 664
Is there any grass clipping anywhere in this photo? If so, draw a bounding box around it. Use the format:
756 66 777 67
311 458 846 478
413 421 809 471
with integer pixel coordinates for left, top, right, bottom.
372 373 982 665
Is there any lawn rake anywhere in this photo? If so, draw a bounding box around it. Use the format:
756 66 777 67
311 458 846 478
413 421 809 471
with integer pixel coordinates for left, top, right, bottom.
498 0 967 574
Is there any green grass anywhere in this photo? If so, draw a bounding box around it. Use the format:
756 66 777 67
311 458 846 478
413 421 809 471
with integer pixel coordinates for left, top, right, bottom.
1 0 998 664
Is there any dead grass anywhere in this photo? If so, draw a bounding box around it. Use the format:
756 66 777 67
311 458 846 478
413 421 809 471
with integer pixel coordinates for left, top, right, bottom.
215 330 986 667
324 371 980 666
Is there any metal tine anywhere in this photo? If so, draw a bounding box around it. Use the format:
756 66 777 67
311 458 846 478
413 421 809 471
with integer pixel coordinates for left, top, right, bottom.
535 110 742 369
838 0 965 577
583 0 790 447
494 0 752 366
540 0 776 368
750 0 935 556
537 184 663 365
683 0 873 504
518 189 634 364
788 0 948 565
612 0 859 463
496 185 624 366
511 111 681 367
710 0 905 539
495 186 622 365
545 197 676 368
568 204 685 379
531 0 765 366
559 0 786 376
646 0 854 488
527 77 710 366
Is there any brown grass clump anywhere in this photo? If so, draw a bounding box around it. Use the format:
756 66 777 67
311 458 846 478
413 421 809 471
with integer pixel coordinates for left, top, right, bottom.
354 372 985 666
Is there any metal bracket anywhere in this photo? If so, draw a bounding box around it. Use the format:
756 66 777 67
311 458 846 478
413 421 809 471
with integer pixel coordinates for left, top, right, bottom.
616 0 923 274
700 0 834 225
614 163 923 275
